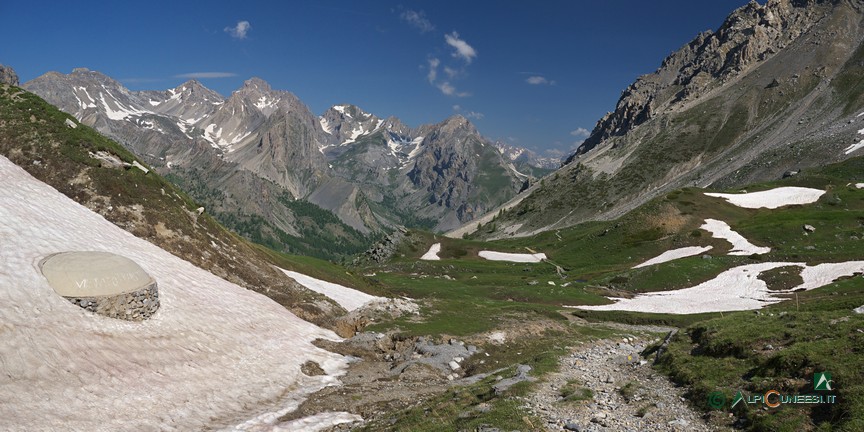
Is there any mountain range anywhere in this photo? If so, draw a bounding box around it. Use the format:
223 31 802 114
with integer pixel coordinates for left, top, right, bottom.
24 71 550 258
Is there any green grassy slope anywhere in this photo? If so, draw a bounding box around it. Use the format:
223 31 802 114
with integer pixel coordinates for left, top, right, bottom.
358 156 864 430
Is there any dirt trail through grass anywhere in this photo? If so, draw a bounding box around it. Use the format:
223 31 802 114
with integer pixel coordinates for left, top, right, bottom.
523 331 729 431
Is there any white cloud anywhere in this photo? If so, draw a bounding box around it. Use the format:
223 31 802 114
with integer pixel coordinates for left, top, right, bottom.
427 58 440 83
452 104 482 119
437 81 456 96
225 21 251 40
437 81 469 98
570 127 590 138
174 72 237 79
445 32 476 63
400 10 434 33
526 75 556 85
443 66 460 79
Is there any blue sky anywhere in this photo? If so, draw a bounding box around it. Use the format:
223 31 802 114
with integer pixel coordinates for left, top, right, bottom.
2 1 749 155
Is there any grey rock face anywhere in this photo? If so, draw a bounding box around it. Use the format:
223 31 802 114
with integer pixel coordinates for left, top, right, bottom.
0 64 19 86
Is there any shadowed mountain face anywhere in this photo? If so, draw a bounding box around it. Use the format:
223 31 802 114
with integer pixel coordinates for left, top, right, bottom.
25 70 539 256
463 0 864 239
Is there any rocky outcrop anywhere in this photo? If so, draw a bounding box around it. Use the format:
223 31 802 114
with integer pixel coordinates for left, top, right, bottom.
0 64 18 86
65 283 160 321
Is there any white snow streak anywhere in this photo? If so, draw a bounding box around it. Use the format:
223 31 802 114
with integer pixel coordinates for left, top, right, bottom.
421 243 442 261
845 140 864 154
0 156 353 431
281 269 382 312
478 251 547 263
632 246 713 269
705 187 825 209
701 219 770 256
319 117 333 134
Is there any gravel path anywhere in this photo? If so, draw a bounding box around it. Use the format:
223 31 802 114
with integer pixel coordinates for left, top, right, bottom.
523 336 727 431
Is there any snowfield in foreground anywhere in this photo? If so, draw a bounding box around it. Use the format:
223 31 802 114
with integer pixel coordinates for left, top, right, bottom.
705 186 825 209
701 219 771 256
478 251 547 263
632 246 713 269
281 269 382 312
0 157 359 431
578 261 864 314
420 243 442 260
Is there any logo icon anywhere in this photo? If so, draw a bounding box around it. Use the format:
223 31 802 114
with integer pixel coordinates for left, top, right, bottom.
731 390 745 408
707 391 726 409
814 372 833 391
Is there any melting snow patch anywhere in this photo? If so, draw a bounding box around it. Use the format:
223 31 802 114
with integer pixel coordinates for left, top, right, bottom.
280 269 382 312
632 246 713 269
578 261 864 314
0 156 349 430
701 219 770 255
478 251 547 263
795 262 864 290
421 243 441 261
705 187 826 209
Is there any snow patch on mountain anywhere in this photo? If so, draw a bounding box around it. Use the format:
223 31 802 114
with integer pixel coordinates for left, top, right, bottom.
701 219 770 255
478 251 547 263
99 91 151 121
421 243 442 261
255 95 277 111
320 117 334 134
632 246 714 269
280 269 382 312
577 261 864 314
0 156 352 430
704 187 825 209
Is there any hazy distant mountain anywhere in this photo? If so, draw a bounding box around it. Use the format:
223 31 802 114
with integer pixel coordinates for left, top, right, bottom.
25 70 538 256
458 0 864 239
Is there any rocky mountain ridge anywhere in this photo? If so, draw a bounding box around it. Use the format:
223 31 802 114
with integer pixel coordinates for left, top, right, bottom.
459 0 864 239
571 0 834 159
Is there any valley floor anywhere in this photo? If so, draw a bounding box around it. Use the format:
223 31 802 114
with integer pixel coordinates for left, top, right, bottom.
283 317 724 432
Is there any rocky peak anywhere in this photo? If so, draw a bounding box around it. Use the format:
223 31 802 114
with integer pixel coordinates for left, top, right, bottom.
170 80 224 103
570 0 831 160
0 64 19 86
383 116 411 136
241 77 272 92
421 115 478 143
320 104 384 146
